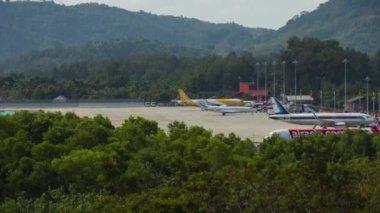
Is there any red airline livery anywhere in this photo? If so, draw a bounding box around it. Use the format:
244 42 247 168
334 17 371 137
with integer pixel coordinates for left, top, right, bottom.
266 123 380 140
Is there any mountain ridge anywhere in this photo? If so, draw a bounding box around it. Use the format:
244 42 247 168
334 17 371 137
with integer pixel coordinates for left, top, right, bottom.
254 0 380 55
0 1 271 58
0 0 379 58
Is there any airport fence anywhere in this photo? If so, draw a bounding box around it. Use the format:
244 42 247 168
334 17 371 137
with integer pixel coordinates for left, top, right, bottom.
0 99 145 108
144 101 179 107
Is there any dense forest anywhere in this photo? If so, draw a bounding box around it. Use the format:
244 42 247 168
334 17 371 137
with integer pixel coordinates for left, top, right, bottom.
0 37 379 108
0 38 205 74
0 111 380 211
256 0 380 55
0 1 270 57
0 0 379 58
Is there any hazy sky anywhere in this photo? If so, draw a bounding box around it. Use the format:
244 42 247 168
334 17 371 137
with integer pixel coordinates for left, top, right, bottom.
54 0 328 29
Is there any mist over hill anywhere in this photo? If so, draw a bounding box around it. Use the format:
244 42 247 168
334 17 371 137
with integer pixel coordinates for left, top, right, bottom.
0 1 271 58
254 0 380 55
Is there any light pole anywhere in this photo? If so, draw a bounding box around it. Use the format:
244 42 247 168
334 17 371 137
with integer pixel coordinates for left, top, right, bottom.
333 90 336 112
256 62 260 102
343 59 349 111
321 90 323 108
272 61 277 97
373 92 375 115
378 92 380 115
365 76 370 114
293 60 298 111
282 61 286 103
264 61 268 102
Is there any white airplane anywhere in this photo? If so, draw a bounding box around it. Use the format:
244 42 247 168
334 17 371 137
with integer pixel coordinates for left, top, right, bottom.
178 89 245 107
269 97 377 128
198 100 256 116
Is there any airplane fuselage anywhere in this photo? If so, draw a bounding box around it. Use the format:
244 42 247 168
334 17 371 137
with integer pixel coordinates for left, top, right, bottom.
269 97 377 127
266 125 380 140
198 100 255 115
178 89 246 107
202 105 255 115
181 98 245 107
269 112 377 126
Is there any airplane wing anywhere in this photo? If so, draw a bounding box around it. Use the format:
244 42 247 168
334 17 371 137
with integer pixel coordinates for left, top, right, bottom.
313 113 346 128
318 120 338 128
319 120 346 128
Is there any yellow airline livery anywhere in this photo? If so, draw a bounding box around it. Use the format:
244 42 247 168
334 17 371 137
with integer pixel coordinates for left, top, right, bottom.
178 89 245 107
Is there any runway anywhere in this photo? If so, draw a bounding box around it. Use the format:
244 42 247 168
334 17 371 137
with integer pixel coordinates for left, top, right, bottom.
2 103 312 142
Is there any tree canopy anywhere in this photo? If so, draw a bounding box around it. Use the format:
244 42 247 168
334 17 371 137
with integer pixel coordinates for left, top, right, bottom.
1 111 380 211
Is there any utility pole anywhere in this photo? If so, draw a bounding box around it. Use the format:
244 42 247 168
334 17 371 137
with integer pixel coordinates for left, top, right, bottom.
373 92 375 115
300 89 302 112
264 61 268 103
343 59 349 111
282 61 286 104
293 60 298 111
365 76 370 114
320 90 323 109
333 90 336 112
378 92 380 116
256 62 260 102
272 61 277 98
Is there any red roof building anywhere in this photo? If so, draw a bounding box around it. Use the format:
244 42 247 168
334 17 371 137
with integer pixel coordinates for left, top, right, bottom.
238 82 268 101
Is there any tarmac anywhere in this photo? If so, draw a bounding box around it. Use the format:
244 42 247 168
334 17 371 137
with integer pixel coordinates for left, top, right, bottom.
2 104 312 142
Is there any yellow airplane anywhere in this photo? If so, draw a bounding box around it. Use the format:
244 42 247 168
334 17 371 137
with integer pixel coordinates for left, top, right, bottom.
178 89 245 107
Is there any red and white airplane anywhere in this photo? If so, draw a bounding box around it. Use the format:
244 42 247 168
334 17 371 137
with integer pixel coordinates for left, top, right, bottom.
266 122 380 140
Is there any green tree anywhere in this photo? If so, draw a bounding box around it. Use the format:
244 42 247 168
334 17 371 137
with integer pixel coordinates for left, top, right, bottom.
52 149 118 192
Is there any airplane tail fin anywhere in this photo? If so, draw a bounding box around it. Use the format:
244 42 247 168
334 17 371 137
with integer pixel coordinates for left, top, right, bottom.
178 89 190 102
371 121 380 132
178 89 198 107
271 97 289 114
198 100 209 111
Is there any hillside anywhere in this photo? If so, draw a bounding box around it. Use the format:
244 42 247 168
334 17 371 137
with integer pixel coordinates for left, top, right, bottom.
254 0 380 55
0 1 271 58
0 38 205 74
